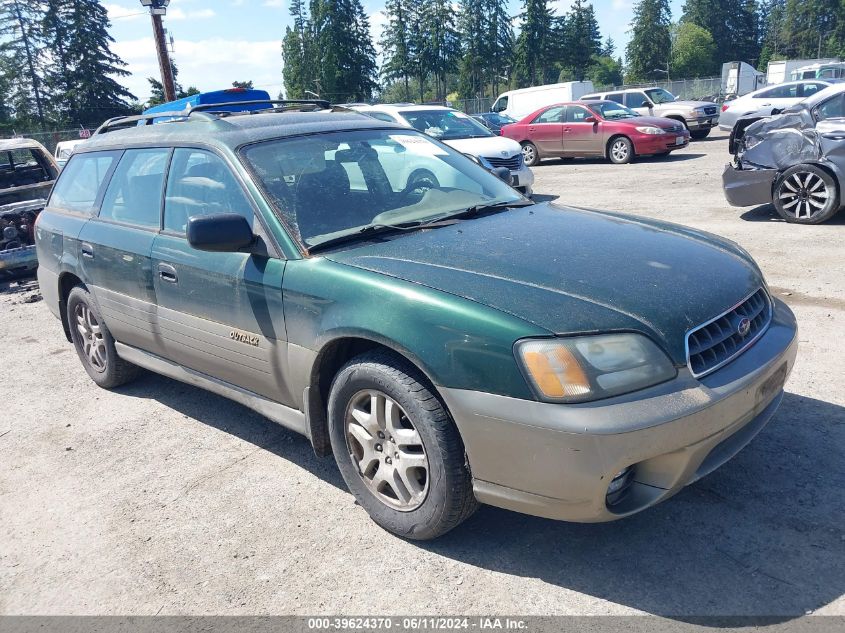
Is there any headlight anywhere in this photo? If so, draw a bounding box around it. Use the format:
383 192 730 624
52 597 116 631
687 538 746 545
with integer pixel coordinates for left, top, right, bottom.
635 126 664 135
515 334 677 403
694 107 707 115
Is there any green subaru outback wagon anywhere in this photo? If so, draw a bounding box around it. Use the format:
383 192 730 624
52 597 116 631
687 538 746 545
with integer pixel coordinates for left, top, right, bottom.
36 102 798 539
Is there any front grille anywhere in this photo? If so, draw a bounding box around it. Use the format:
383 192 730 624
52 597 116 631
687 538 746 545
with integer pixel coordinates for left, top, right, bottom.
686 288 772 378
703 106 718 116
485 154 522 170
662 123 684 133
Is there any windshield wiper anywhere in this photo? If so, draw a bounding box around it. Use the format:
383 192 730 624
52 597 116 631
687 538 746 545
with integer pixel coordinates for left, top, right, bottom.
306 217 460 253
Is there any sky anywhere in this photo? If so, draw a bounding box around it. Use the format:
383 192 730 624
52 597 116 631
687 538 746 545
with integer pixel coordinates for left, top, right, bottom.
105 0 685 103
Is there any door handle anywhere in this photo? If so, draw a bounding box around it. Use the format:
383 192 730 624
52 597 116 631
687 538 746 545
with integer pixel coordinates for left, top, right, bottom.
564 127 572 132
81 242 94 259
158 263 178 283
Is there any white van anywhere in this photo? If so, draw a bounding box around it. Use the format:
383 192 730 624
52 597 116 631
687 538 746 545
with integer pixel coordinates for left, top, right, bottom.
491 81 595 121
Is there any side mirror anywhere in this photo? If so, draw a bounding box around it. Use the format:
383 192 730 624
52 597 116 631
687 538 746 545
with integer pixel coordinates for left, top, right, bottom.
491 166 512 184
584 115 598 123
187 213 255 252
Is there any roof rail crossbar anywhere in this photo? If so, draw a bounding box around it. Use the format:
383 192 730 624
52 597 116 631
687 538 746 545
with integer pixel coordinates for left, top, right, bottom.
188 99 331 113
92 110 202 136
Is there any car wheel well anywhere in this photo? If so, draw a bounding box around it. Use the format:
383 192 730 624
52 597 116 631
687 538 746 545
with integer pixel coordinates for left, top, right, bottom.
774 162 841 196
305 337 444 458
606 134 633 157
58 272 84 342
666 115 687 127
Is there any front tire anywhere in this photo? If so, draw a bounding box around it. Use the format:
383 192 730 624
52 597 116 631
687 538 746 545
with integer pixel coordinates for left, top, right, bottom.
66 286 139 388
773 164 840 224
521 142 539 167
690 129 711 140
327 350 477 540
607 136 633 164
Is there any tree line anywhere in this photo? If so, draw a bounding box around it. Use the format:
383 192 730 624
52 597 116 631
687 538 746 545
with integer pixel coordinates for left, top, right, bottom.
283 0 845 103
0 0 137 133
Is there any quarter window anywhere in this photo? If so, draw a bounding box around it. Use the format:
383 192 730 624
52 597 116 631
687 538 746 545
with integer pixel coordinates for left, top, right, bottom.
47 151 120 215
815 94 845 121
163 148 254 234
99 148 169 228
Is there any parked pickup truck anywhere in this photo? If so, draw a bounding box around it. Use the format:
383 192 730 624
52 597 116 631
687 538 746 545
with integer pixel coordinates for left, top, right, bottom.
581 87 720 139
0 138 58 278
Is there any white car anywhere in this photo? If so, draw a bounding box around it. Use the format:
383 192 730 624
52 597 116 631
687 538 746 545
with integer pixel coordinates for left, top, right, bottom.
54 139 87 170
719 80 835 131
349 104 534 196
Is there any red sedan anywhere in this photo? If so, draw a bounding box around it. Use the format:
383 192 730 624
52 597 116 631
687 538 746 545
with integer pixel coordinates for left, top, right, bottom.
501 100 691 165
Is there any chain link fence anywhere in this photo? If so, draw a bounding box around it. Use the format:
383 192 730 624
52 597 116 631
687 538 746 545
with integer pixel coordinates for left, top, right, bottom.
0 128 92 155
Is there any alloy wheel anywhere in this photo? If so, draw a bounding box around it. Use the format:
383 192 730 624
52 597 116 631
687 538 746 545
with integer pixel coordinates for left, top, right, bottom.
75 302 107 373
344 390 429 511
522 144 536 165
611 139 629 162
778 171 830 220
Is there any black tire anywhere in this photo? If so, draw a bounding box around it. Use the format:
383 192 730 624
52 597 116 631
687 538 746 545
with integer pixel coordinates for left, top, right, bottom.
521 142 539 167
690 129 711 140
66 285 140 388
607 136 634 164
327 350 477 540
773 164 840 225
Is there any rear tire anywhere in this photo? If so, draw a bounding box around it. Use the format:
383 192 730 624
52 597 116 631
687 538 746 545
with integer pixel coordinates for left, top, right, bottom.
327 350 477 540
607 136 633 164
773 164 840 224
521 142 539 167
66 286 139 389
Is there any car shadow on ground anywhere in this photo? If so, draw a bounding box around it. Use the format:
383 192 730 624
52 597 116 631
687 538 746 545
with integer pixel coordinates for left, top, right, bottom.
115 375 844 620
741 204 845 225
535 153 706 167
115 372 348 492
421 392 844 620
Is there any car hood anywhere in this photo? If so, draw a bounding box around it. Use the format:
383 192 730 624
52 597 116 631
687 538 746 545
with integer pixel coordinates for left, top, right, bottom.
623 115 686 129
325 204 764 364
667 100 717 109
442 135 522 160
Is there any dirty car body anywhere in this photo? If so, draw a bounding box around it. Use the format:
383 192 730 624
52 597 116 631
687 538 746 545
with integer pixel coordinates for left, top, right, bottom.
36 105 797 539
0 138 58 277
723 83 845 223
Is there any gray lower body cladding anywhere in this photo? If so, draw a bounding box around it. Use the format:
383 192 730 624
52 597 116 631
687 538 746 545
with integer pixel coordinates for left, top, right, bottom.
722 164 778 207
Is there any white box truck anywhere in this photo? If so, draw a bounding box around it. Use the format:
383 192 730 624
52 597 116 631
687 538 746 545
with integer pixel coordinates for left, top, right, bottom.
721 61 765 97
766 59 837 85
491 81 595 121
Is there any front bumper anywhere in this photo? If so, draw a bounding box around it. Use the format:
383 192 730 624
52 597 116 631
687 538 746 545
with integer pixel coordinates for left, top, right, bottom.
510 164 534 196
0 244 38 274
440 298 797 522
687 115 719 130
722 163 777 207
633 133 690 155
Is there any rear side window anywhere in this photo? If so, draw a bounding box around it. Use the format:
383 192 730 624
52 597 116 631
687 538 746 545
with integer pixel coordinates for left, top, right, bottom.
815 94 845 121
533 106 564 123
163 148 254 234
99 148 169 228
48 151 120 215
606 93 624 104
800 83 825 98
756 84 799 99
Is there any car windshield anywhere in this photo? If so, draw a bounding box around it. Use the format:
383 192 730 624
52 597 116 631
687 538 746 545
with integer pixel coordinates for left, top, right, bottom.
486 113 515 125
400 110 494 140
644 88 676 104
591 102 639 119
241 129 524 250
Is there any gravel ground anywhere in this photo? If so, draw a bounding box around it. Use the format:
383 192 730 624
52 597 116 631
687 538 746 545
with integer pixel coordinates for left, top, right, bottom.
1 130 843 619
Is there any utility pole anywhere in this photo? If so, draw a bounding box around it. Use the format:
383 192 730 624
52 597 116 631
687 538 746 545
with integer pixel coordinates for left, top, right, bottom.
140 0 176 102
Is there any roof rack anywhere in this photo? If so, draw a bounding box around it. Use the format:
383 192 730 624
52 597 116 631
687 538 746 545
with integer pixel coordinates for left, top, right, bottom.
189 99 331 113
91 99 334 136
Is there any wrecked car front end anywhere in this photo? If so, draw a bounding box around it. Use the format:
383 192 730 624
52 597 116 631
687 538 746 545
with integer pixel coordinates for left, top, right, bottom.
722 104 845 221
0 200 44 277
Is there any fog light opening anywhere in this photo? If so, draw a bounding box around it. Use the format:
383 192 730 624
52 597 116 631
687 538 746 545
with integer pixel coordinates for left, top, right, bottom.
606 465 635 506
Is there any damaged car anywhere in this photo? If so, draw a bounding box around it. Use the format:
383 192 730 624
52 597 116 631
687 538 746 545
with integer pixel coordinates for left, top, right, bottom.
0 138 58 277
723 83 845 224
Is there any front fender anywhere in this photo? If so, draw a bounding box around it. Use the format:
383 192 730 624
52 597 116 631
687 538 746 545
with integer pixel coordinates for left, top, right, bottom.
282 257 548 400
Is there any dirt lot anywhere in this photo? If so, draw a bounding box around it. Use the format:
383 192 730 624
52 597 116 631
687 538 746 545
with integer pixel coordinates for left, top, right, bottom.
1 130 843 619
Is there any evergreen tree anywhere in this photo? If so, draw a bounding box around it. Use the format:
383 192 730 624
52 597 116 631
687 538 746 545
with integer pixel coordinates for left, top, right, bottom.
40 0 135 124
420 0 460 100
513 0 555 88
380 0 414 101
601 37 616 57
282 0 315 98
563 0 602 80
626 0 672 82
587 55 624 87
457 0 486 97
146 61 200 107
0 0 47 128
484 0 514 99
